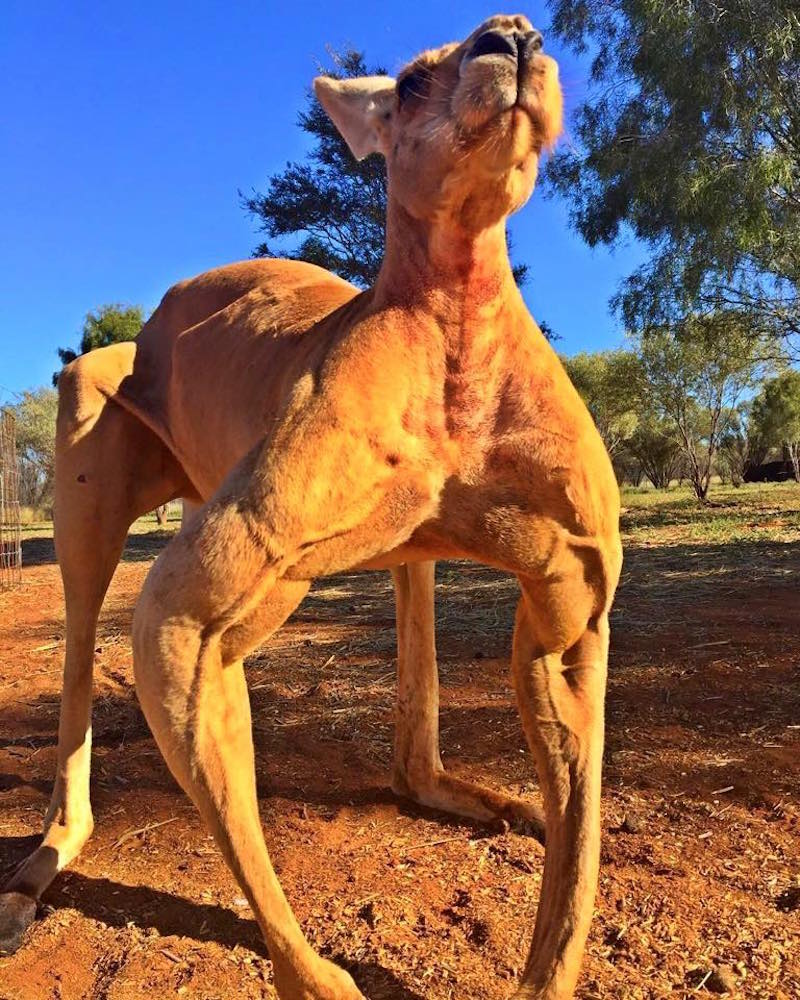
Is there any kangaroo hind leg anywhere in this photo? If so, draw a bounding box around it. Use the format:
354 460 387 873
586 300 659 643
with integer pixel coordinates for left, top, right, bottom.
391 561 545 840
0 345 191 954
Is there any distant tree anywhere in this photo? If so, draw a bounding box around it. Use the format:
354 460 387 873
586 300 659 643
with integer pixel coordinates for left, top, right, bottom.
624 414 683 489
609 448 642 487
563 349 640 455
546 0 800 350
633 313 773 499
54 303 145 385
716 403 770 486
242 48 530 288
11 388 58 507
750 370 800 481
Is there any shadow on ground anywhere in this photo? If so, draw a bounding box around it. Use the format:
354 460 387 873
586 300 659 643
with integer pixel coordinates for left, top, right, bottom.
22 531 180 568
0 854 424 1000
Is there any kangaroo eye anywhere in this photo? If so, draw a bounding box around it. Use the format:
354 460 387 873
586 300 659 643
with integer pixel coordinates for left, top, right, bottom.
397 69 430 106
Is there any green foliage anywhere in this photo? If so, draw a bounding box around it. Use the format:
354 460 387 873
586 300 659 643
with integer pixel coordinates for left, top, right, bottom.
716 404 768 486
751 370 800 445
632 312 774 498
562 349 639 453
10 387 58 506
55 303 145 384
561 348 688 487
750 369 800 479
546 1 800 346
538 320 560 343
620 480 800 546
625 413 683 489
242 48 530 289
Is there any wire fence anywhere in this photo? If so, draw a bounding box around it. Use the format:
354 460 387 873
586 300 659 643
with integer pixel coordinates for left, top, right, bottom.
0 409 22 590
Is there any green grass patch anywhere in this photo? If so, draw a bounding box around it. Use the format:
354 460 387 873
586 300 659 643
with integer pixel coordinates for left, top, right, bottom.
20 508 182 542
621 481 800 546
19 484 799 560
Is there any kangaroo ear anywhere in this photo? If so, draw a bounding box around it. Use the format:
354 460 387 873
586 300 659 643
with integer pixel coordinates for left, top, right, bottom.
313 75 396 160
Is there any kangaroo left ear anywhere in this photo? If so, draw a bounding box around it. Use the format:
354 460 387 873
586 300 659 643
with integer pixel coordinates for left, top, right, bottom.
314 75 396 160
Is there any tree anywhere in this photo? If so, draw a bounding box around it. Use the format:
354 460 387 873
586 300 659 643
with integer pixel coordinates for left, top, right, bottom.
54 303 145 385
562 349 640 455
538 320 560 343
546 1 800 350
750 370 800 481
242 48 531 289
609 447 644 487
633 313 773 499
625 414 683 489
11 388 58 507
716 403 769 486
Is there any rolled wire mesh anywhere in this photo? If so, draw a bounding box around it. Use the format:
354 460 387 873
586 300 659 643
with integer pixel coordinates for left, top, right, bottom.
0 409 22 590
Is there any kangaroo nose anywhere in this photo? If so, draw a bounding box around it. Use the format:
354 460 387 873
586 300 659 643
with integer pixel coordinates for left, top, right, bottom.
469 28 544 63
519 29 544 56
470 30 517 60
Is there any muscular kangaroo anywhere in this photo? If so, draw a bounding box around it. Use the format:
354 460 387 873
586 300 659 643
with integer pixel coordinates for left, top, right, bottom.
2 15 620 999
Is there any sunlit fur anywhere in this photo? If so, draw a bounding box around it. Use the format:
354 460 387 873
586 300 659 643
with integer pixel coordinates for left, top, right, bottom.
1 15 618 1000
378 14 563 227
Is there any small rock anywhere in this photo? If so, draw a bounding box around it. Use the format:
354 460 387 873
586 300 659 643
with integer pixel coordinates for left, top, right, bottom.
620 814 643 834
232 897 249 909
706 964 737 994
776 886 800 912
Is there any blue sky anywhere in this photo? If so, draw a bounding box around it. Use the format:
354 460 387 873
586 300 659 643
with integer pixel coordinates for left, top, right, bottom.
0 1 645 401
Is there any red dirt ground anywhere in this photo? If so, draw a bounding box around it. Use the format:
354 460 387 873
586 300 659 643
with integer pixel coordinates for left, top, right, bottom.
1 529 798 999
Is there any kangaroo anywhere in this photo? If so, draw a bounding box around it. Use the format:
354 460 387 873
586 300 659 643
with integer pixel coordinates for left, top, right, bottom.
2 14 621 999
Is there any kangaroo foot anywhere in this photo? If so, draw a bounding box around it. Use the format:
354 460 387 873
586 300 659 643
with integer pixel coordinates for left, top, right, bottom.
392 767 545 843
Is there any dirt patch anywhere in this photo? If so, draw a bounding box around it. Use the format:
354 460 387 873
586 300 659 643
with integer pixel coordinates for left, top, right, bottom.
1 525 799 999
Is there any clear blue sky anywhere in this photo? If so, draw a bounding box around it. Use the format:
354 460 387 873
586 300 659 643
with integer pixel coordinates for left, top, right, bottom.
0 1 645 401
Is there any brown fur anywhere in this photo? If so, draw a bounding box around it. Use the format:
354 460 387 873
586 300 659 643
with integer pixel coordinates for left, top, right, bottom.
2 15 620 999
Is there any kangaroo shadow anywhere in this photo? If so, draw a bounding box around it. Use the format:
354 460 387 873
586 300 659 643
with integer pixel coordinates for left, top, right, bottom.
45 871 265 950
4 630 798 819
21 530 178 568
0 772 51 796
347 963 426 1000
1 863 424 1000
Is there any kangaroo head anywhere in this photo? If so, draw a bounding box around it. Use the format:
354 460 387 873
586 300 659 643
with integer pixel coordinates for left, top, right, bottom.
314 14 563 233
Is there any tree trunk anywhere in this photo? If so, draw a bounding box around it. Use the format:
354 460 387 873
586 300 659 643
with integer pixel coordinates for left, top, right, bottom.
689 468 709 501
789 443 800 483
154 504 169 527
